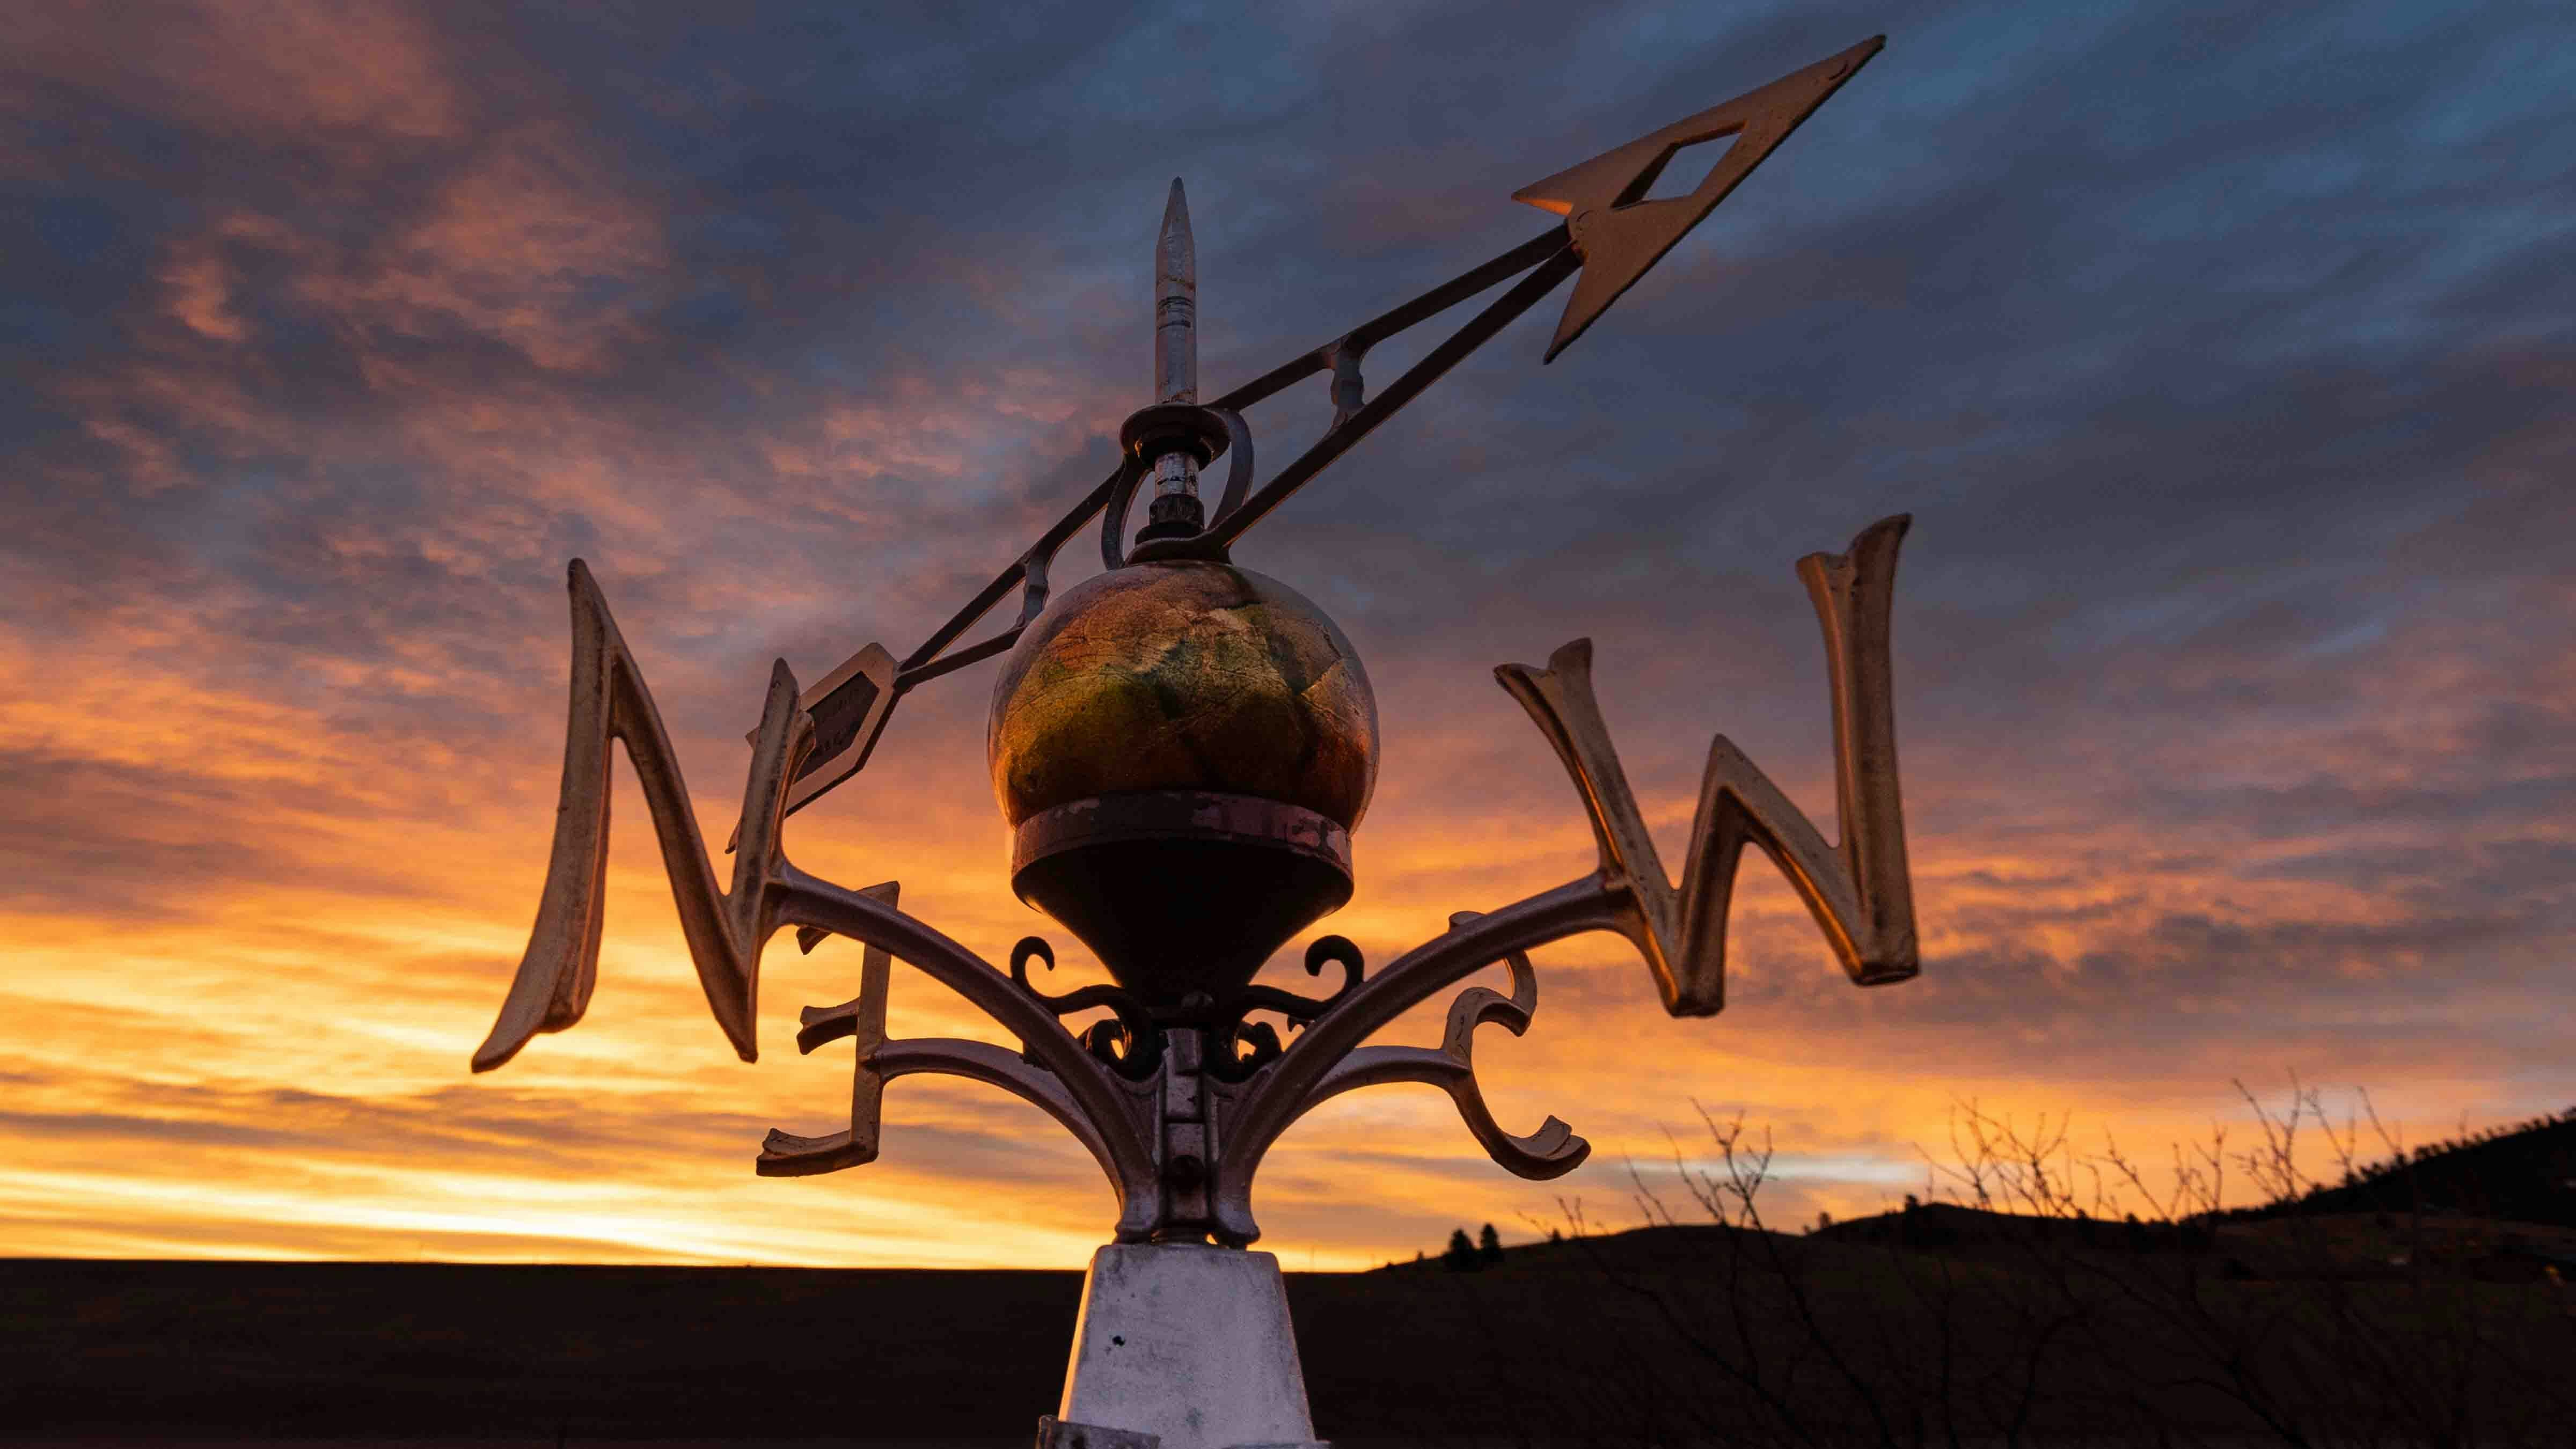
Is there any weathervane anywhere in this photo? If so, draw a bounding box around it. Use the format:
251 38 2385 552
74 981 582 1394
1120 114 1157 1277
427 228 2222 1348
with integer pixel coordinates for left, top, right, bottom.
472 38 1915 1449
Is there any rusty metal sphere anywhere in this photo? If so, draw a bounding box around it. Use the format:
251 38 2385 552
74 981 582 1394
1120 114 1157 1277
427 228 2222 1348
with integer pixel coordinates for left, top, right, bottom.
987 559 1378 832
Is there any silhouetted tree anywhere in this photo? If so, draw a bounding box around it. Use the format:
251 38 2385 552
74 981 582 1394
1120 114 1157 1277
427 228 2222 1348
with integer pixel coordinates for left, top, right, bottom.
1443 1227 1477 1272
1478 1223 1504 1265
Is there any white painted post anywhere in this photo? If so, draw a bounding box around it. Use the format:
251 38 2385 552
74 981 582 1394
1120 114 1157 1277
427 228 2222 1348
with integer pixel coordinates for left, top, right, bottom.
1053 1242 1322 1449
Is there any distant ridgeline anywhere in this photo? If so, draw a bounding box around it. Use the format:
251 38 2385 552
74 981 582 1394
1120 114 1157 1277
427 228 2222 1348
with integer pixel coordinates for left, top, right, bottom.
2222 1104 2576 1228
1807 1104 2576 1253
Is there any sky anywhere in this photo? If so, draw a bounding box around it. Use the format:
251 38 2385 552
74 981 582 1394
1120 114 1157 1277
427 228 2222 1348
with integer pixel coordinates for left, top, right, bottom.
2 1 2570 1270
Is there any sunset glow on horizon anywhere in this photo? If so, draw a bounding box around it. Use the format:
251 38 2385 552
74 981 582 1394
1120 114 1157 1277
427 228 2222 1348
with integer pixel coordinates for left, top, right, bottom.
4 3 2570 1270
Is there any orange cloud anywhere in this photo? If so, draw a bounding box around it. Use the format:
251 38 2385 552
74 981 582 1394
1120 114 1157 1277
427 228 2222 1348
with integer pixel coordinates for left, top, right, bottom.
5 0 2570 1274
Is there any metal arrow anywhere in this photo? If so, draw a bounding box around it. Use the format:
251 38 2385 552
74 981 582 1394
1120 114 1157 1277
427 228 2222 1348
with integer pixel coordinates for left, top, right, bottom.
755 37 1884 830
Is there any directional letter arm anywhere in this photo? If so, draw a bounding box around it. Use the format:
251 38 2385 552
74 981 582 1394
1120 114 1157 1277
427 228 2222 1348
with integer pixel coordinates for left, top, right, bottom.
755 879 900 1176
1495 516 1919 1014
474 560 806 1070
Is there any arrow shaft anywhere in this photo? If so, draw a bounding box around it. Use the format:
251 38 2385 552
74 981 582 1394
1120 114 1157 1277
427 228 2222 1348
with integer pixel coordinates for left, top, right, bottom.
1205 226 1567 414
951 237 1571 617
786 226 1579 816
1198 243 1579 551
790 40 1883 817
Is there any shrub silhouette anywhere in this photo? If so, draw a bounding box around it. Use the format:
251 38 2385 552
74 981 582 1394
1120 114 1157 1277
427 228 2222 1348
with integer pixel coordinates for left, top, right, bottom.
1441 1227 1477 1272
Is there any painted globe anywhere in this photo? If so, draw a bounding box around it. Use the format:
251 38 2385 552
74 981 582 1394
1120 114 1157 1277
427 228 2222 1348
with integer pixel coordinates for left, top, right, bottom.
987 559 1378 831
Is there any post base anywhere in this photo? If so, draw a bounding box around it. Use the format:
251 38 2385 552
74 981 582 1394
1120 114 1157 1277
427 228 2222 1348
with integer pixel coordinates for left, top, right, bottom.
1055 1243 1321 1449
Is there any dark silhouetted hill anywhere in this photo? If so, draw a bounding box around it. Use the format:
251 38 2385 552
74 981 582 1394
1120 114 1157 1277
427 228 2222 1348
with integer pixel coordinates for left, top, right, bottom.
2224 1104 2576 1227
11 1124 2575 1448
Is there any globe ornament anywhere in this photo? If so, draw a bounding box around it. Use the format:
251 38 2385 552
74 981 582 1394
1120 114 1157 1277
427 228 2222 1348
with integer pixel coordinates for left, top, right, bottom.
989 558 1378 1014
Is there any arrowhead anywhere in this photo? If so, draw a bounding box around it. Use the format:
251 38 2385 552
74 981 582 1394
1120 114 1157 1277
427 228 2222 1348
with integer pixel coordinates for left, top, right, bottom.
1513 36 1884 361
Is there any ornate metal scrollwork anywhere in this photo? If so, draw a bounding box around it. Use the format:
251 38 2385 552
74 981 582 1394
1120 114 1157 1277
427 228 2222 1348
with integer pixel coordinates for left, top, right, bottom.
481 510 1919 1247
1010 936 1165 1081
1202 934 1365 1083
1304 913 1586 1179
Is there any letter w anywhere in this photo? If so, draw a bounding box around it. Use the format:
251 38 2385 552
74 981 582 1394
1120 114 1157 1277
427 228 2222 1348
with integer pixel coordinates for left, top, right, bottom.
1495 516 1918 1015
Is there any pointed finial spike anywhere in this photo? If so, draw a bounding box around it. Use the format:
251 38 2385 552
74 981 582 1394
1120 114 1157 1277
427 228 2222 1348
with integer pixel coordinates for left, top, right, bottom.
1155 179 1197 406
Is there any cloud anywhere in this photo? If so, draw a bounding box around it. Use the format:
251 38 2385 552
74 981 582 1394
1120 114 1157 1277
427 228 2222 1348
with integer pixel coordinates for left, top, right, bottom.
2 0 2570 1267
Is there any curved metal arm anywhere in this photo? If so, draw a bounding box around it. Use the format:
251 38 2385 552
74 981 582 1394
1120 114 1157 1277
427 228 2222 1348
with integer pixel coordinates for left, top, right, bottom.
1097 452 1153 572
772 865 1160 1225
1204 407 1254 529
880 1038 1155 1238
1210 876 1626 1242
761 1036 1152 1240
1296 916 1587 1180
